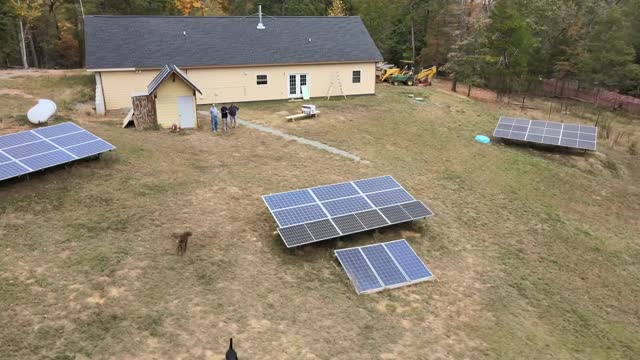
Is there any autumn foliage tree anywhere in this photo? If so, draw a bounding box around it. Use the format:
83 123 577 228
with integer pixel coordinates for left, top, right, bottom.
328 0 347 16
174 0 206 16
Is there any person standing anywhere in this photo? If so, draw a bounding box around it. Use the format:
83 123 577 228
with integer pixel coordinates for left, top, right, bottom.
209 104 218 132
229 103 239 128
220 104 229 132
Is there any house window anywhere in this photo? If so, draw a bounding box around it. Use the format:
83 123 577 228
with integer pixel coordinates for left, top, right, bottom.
257 74 268 85
352 70 361 83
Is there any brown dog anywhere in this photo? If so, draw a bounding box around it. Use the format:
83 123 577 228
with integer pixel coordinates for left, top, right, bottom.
173 231 192 256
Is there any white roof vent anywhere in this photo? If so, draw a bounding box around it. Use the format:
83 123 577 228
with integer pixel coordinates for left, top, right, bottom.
257 4 265 30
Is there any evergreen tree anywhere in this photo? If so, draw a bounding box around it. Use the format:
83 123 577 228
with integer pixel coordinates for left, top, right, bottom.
0 0 19 67
487 0 535 100
580 6 636 91
444 17 490 96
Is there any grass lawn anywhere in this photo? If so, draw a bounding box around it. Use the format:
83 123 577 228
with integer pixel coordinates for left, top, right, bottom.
1 73 639 359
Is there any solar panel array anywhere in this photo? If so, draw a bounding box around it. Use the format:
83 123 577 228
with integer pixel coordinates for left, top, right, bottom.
0 122 115 181
335 239 434 294
262 176 434 248
493 116 597 151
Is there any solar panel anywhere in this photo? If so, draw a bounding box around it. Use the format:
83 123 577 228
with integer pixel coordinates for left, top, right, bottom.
0 122 116 181
493 116 597 151
378 205 412 224
262 176 434 248
335 239 434 294
334 247 384 293
361 244 408 287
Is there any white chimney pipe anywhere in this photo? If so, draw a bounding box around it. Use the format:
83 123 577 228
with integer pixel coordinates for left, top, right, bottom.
257 4 265 29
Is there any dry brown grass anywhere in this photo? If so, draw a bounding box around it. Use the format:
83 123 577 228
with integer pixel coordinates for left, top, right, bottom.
1 74 639 359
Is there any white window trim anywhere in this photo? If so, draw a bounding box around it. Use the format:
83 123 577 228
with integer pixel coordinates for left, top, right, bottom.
286 73 310 99
256 74 269 86
352 69 362 84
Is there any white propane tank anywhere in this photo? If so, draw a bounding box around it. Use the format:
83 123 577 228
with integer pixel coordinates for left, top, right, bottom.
27 99 57 124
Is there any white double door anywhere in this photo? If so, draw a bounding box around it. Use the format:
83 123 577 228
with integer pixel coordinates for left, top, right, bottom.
288 73 308 98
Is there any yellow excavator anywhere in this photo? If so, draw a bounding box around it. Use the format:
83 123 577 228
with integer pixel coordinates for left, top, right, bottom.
415 66 437 86
379 67 401 82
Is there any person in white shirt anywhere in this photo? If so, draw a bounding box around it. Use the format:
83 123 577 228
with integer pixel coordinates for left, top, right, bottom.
209 104 218 132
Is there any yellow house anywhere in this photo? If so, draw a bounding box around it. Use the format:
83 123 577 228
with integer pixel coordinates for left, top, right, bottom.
143 64 202 128
84 15 383 114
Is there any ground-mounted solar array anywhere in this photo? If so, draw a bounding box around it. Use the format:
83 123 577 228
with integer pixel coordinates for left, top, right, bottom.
335 239 434 294
0 122 115 181
262 176 434 247
493 116 597 151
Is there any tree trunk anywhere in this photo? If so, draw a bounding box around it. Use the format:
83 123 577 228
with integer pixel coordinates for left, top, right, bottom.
467 83 471 97
411 18 416 64
72 3 84 68
18 19 28 68
458 0 466 39
50 1 62 41
27 28 39 68
451 78 457 92
422 9 430 66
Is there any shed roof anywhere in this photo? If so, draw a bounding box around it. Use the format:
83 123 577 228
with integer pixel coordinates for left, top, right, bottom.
147 64 202 95
84 15 383 70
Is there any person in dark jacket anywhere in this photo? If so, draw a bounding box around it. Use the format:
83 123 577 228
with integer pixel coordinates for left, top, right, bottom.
229 104 239 128
220 105 229 132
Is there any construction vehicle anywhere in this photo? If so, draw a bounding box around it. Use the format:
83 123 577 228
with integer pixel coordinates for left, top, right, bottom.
378 66 401 82
376 62 396 81
415 66 437 86
380 60 415 83
389 65 437 86
389 72 416 86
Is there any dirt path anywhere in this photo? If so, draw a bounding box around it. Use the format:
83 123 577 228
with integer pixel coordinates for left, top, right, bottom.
198 111 364 162
0 69 82 79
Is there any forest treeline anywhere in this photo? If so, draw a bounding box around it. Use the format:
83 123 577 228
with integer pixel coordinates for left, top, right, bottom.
1 0 639 97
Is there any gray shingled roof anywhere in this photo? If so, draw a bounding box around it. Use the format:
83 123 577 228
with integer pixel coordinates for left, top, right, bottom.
146 65 203 94
84 15 383 70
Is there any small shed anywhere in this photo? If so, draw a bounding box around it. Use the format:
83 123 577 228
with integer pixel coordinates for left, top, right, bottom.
131 64 202 129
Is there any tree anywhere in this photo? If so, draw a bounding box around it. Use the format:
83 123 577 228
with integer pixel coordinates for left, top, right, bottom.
0 0 20 67
328 0 347 16
10 0 42 68
487 0 536 100
444 17 490 96
420 1 458 68
580 6 636 91
174 0 206 16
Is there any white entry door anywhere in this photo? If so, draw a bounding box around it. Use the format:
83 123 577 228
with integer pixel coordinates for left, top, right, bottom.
288 73 308 98
177 96 195 128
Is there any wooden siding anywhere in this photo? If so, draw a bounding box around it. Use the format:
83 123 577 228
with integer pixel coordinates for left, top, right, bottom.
100 71 157 110
99 62 376 110
155 75 195 128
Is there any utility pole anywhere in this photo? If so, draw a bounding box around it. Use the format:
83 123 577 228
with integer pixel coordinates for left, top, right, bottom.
17 0 28 69
410 0 415 64
411 19 415 64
